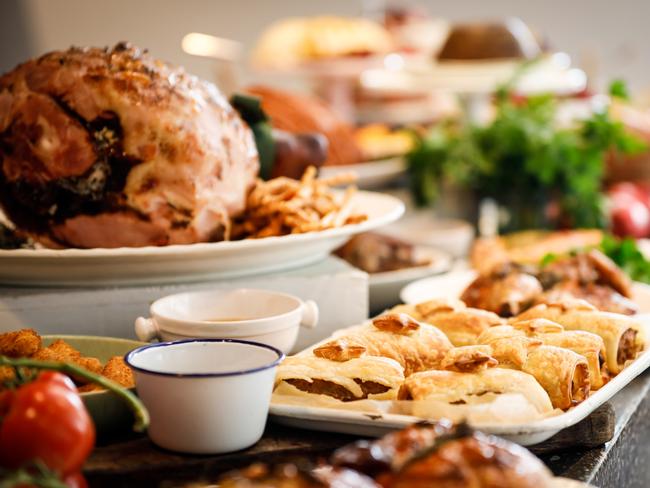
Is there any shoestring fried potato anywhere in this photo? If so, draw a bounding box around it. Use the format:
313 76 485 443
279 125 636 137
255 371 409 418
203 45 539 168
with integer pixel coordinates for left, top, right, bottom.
232 166 367 239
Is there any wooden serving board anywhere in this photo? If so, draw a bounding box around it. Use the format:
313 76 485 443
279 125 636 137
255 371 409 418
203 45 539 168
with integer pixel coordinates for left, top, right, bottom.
84 403 615 487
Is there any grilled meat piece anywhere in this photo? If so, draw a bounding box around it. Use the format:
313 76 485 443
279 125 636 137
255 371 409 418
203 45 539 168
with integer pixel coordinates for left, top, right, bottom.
331 422 553 488
0 43 258 248
538 250 633 298
537 281 638 315
218 463 378 488
461 264 543 317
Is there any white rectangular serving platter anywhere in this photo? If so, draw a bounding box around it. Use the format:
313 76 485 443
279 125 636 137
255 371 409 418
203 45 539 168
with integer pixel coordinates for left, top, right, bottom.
271 346 650 445
270 298 650 446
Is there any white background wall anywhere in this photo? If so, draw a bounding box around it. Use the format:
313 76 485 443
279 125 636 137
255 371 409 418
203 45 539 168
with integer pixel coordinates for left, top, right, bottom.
1 0 649 93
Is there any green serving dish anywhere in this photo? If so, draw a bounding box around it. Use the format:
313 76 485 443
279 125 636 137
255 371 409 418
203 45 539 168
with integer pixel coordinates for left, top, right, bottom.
42 335 146 435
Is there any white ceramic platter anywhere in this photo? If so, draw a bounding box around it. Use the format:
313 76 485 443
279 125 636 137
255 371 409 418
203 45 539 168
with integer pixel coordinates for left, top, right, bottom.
361 54 587 96
400 269 650 315
270 329 650 445
271 272 650 445
0 191 404 287
319 157 406 190
368 246 453 313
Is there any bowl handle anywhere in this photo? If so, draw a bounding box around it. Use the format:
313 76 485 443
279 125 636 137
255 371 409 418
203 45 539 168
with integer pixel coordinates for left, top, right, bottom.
300 300 319 329
135 317 160 342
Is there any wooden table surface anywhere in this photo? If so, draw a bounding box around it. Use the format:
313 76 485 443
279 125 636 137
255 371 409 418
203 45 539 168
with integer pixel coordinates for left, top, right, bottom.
85 370 650 488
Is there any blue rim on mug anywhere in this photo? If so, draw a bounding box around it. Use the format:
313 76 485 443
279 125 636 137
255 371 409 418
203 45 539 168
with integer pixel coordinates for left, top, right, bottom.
124 338 285 378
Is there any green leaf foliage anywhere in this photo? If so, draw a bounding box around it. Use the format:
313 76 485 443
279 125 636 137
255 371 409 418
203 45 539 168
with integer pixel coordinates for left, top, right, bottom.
407 81 646 229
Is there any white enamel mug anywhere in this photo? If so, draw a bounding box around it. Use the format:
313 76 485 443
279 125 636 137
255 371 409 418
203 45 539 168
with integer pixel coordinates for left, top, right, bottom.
134 288 318 354
125 339 284 454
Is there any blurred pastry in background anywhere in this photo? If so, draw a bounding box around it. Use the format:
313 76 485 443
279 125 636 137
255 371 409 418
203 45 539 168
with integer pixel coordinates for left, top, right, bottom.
354 124 414 161
437 17 542 61
383 6 450 56
246 86 362 166
470 230 604 273
252 16 395 68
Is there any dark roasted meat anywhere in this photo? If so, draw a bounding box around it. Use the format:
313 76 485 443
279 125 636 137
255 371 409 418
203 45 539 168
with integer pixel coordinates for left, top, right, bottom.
461 264 543 317
331 422 553 488
0 43 258 248
335 232 430 274
218 463 378 488
537 281 638 315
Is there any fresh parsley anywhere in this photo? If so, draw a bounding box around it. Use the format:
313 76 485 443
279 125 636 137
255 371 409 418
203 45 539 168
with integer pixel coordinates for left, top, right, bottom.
600 235 650 284
407 81 646 229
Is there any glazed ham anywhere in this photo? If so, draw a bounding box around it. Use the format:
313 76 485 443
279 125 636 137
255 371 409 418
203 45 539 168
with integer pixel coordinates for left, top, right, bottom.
0 42 258 248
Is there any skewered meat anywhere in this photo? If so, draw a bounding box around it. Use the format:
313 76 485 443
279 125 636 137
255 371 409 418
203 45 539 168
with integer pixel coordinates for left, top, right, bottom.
0 43 258 248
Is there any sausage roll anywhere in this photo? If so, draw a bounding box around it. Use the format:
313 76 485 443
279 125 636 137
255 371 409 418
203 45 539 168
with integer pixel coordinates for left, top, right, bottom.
313 313 452 376
515 299 645 374
476 326 590 409
398 368 554 414
512 318 608 389
274 355 405 402
392 299 503 346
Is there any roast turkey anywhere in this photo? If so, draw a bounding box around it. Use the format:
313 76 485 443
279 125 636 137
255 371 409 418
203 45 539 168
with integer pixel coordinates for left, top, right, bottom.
0 42 259 248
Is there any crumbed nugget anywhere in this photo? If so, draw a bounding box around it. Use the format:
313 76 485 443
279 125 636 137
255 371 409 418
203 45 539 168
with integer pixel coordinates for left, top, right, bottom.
32 339 80 361
101 356 135 388
0 329 42 358
32 340 102 383
0 366 15 385
73 357 103 376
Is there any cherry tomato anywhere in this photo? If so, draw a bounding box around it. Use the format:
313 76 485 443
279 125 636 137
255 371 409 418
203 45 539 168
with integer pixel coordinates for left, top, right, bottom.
0 371 95 476
608 182 650 238
63 472 88 488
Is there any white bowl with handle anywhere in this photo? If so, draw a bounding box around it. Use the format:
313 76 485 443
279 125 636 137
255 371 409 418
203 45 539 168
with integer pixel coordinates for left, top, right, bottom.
125 338 284 454
134 288 318 354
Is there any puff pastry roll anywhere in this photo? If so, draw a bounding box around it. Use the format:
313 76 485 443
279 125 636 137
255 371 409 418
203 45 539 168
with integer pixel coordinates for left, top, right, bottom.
313 313 453 376
274 355 404 402
476 326 591 409
392 299 504 346
515 299 645 374
398 368 554 414
512 319 608 389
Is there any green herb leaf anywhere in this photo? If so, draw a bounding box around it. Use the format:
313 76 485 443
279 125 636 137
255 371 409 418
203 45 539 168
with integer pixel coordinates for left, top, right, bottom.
406 79 645 229
600 235 650 283
609 79 630 101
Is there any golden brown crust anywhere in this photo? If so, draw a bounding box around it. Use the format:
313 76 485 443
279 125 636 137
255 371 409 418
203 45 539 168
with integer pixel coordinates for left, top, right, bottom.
313 319 452 376
32 340 103 379
312 340 366 362
100 356 135 388
440 346 498 373
399 368 554 414
522 346 590 409
0 328 41 357
476 325 591 408
394 300 503 347
275 355 404 401
516 301 645 374
460 269 543 317
372 313 420 334
586 249 633 297
377 432 553 488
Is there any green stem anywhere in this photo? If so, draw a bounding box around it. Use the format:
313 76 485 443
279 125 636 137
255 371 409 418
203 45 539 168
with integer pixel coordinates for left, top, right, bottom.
0 355 149 433
0 461 69 488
